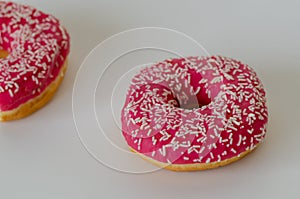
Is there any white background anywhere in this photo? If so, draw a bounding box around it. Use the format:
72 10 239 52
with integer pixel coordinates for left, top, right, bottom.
1 0 300 198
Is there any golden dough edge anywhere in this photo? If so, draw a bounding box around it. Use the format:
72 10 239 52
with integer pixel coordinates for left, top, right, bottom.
130 146 256 172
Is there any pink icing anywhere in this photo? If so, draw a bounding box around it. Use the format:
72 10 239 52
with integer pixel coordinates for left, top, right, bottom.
121 56 268 164
0 1 70 111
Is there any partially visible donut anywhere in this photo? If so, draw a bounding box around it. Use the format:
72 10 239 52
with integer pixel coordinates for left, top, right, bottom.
121 55 268 171
0 2 70 121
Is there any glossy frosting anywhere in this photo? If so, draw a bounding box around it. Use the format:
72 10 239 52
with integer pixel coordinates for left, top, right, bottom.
122 56 268 164
0 1 70 111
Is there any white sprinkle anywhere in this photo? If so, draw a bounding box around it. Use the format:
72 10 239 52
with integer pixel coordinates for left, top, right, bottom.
152 137 157 145
231 148 237 154
183 157 189 161
199 146 205 154
237 134 243 146
147 129 152 136
247 129 254 134
8 89 14 97
151 151 156 157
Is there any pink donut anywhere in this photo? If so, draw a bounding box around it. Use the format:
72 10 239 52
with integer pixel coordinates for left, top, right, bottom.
0 2 70 121
121 55 268 171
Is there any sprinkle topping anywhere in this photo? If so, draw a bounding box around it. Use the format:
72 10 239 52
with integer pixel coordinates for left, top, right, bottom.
0 2 70 111
121 56 268 164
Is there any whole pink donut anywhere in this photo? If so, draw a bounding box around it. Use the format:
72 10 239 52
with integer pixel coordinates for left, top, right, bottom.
121 55 268 171
0 2 70 121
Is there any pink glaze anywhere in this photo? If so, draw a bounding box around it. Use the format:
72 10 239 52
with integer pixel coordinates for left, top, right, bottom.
122 56 268 165
0 2 70 111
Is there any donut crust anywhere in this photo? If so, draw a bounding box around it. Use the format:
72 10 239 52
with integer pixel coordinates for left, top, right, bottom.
0 50 9 58
130 146 255 171
0 59 68 122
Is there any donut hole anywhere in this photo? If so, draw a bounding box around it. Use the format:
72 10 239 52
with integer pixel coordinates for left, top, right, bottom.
177 70 212 110
0 50 9 59
181 100 211 110
179 93 211 110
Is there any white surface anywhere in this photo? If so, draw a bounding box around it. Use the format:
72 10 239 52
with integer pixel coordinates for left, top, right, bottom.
1 0 300 198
